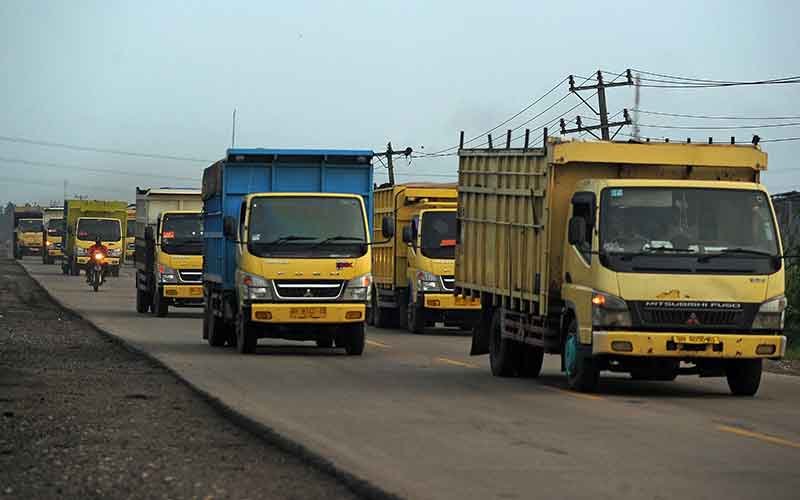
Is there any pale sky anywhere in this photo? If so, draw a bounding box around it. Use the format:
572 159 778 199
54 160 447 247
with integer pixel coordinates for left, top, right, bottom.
2 0 799 205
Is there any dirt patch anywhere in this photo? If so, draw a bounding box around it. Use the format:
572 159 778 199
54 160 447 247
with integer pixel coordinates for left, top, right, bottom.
0 259 361 500
765 359 800 376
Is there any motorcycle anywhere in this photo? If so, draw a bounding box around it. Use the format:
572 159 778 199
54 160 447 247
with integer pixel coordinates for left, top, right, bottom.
86 250 108 292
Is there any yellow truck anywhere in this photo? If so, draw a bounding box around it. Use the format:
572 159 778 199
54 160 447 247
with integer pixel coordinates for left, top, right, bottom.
62 200 127 277
371 183 480 332
134 188 203 317
126 205 136 262
42 206 65 264
456 138 787 395
14 215 43 259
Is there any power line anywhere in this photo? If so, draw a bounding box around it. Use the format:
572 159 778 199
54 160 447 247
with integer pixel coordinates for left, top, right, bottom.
0 156 200 181
639 121 800 130
420 75 572 156
632 109 800 121
631 68 800 85
0 135 213 163
0 175 133 196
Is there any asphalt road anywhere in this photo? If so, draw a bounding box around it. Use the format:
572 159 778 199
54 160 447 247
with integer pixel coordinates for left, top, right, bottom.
21 259 800 500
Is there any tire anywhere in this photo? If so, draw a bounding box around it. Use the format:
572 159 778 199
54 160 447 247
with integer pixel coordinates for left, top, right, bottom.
205 303 228 347
136 289 150 313
340 323 365 356
564 319 599 392
316 338 334 348
70 259 79 276
92 281 99 292
489 309 521 377
519 345 545 378
151 287 168 317
372 289 394 328
396 291 408 330
407 300 426 334
725 359 762 396
235 314 258 354
111 267 119 278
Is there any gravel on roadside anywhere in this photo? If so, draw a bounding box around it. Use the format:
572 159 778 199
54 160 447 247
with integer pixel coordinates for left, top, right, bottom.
0 259 360 500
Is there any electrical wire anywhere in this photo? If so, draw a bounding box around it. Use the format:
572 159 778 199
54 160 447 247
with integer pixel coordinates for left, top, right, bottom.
631 68 800 86
0 175 133 195
632 109 800 121
0 135 213 163
0 156 200 181
639 122 800 130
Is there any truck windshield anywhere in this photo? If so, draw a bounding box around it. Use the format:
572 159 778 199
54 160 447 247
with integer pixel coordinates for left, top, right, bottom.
77 219 121 242
600 187 780 274
248 196 367 258
161 213 203 255
126 222 135 238
19 220 43 232
420 211 457 259
47 219 65 236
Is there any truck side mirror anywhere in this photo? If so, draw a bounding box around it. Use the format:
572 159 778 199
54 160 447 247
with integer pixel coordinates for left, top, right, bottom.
381 216 395 239
144 226 154 241
401 226 413 245
223 216 237 240
568 217 587 246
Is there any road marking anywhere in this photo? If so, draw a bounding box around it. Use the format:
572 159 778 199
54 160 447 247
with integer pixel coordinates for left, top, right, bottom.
540 385 605 401
717 425 800 450
366 339 391 348
434 357 480 369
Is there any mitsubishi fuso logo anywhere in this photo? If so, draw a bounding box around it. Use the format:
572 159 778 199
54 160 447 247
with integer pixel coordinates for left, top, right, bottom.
304 289 313 298
686 313 700 326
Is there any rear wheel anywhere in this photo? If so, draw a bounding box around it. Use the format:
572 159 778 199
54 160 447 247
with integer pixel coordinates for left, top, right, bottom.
236 314 258 354
725 359 762 396
372 290 394 328
151 287 168 317
489 309 521 377
564 319 599 392
519 345 545 378
136 289 150 313
205 303 228 347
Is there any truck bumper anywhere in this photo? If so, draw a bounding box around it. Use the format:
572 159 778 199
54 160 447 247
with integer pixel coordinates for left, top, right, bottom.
250 303 366 324
592 331 786 359
424 293 481 310
163 285 204 300
78 256 120 266
48 249 63 257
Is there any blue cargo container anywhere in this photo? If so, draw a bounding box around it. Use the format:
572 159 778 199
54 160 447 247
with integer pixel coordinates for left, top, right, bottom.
202 148 374 290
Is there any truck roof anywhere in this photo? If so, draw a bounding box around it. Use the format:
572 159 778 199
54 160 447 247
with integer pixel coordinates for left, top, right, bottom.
226 148 374 160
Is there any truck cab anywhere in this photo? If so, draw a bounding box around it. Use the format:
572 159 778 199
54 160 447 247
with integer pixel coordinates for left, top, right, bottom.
73 217 124 274
202 149 374 355
372 183 480 332
563 178 785 392
43 218 65 264
15 218 43 258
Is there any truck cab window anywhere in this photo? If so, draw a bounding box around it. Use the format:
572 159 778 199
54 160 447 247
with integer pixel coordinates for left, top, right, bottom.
571 192 595 263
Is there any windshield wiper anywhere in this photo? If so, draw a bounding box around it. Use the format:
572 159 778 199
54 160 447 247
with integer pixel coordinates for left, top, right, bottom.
310 236 366 250
258 235 317 247
698 248 776 263
607 247 696 261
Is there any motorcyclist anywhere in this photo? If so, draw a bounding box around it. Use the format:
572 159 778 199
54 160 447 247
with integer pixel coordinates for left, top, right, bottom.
85 237 108 282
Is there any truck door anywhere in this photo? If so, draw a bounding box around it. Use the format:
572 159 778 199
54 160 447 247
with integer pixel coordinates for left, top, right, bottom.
562 191 596 345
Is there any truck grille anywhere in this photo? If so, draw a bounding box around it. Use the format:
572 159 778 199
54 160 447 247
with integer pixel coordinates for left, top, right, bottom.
441 275 455 291
630 301 757 331
178 269 203 283
274 280 344 300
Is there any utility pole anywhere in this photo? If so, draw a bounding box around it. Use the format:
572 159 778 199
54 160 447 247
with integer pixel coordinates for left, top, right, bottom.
386 142 395 186
632 72 641 141
231 108 237 148
561 70 633 140
375 142 413 187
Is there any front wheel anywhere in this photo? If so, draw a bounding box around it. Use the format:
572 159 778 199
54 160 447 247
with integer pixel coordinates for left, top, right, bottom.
564 319 599 392
407 300 426 334
316 338 334 348
136 289 150 313
205 303 228 347
725 359 762 396
151 287 168 317
339 323 365 356
236 314 258 354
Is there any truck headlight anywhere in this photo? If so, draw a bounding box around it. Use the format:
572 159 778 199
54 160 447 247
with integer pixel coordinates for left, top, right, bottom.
417 271 442 293
158 264 178 283
592 291 632 328
237 272 273 301
342 273 372 301
752 295 786 330
108 248 122 257
76 246 87 256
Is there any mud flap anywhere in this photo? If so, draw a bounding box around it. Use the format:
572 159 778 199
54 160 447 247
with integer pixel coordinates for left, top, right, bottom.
470 305 492 355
